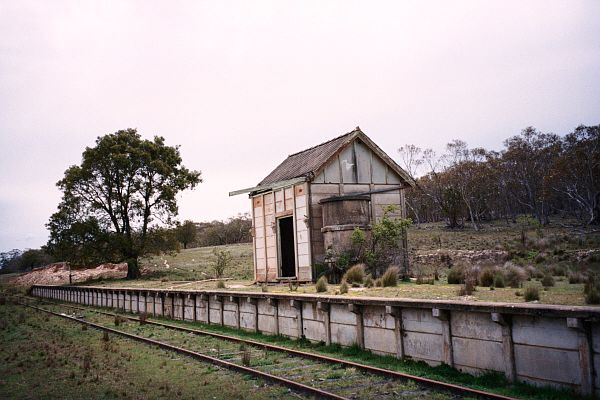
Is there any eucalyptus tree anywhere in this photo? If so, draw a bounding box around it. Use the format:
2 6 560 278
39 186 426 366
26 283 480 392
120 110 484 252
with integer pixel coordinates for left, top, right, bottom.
550 125 600 225
47 129 201 278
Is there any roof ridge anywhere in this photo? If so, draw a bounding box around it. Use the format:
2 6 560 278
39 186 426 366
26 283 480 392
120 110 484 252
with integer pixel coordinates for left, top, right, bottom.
287 127 361 157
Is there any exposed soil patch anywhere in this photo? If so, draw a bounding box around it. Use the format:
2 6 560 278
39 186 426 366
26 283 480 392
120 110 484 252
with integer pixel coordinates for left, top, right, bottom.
8 262 127 286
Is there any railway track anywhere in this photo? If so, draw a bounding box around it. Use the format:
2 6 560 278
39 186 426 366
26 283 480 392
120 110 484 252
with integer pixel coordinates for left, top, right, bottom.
18 295 517 400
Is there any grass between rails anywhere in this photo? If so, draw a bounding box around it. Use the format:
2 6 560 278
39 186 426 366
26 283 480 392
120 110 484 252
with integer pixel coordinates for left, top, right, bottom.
50 304 448 400
141 312 584 400
0 301 298 400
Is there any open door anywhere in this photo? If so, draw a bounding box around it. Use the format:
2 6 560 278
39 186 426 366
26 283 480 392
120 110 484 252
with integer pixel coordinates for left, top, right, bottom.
277 216 296 278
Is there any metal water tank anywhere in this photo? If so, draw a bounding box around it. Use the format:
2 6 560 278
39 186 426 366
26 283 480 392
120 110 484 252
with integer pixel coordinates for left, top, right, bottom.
320 195 371 255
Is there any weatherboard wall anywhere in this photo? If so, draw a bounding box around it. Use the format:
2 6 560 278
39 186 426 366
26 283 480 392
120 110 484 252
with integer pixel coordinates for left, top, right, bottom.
32 285 600 396
252 182 310 283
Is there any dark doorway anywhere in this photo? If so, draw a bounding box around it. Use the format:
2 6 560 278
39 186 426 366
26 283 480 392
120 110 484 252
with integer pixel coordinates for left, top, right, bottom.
278 216 296 277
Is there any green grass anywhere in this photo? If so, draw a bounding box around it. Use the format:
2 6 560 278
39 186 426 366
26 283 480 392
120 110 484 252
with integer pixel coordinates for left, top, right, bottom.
0 301 297 400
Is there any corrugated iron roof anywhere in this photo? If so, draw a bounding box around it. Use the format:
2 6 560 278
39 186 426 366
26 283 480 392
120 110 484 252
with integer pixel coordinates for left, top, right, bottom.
257 128 359 186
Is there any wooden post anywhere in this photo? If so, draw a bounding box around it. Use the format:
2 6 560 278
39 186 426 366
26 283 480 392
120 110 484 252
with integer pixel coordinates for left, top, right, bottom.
181 294 185 320
199 294 208 323
230 296 240 330
567 317 593 397
433 308 453 367
348 304 364 349
214 295 223 326
386 306 404 359
291 185 299 278
262 194 268 282
152 293 156 317
170 293 175 319
268 298 279 335
317 302 331 346
491 313 516 383
193 295 198 322
248 297 258 333
290 299 303 339
160 293 165 317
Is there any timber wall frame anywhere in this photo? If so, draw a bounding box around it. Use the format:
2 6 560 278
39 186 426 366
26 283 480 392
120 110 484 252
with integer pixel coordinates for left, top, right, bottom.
31 284 600 396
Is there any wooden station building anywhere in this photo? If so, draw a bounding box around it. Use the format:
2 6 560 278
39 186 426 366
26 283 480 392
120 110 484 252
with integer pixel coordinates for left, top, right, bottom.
230 127 415 283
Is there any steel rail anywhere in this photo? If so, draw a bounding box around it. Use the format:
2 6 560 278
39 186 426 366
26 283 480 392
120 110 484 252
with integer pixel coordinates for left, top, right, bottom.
20 302 349 400
25 296 517 400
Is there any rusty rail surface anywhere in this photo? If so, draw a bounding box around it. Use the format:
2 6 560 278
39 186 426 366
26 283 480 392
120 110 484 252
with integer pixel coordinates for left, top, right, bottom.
25 296 517 400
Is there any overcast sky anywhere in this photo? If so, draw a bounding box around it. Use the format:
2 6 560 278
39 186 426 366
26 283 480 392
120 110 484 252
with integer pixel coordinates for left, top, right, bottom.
1 1 599 252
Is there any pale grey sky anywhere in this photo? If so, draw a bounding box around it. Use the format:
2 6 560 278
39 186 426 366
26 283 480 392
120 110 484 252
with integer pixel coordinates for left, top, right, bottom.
1 1 599 252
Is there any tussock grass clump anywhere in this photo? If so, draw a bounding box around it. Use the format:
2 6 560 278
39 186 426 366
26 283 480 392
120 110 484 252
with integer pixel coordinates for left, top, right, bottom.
446 265 464 284
504 262 527 288
541 274 555 287
240 344 251 366
315 276 328 293
524 286 540 302
82 353 92 375
525 265 544 280
548 263 569 277
586 288 600 305
381 266 399 287
364 274 374 288
343 264 365 284
458 282 475 296
585 275 600 304
216 280 226 289
374 278 382 287
493 272 506 288
339 280 349 294
459 267 478 295
261 283 269 292
479 267 496 287
568 272 585 284
139 313 148 325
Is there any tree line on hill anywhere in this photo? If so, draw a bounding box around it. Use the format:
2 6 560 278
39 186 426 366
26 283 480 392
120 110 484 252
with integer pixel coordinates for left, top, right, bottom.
0 248 54 274
175 214 252 248
399 125 599 229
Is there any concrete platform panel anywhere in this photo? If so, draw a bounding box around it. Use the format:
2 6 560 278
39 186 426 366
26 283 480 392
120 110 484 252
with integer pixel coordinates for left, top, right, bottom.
363 306 395 329
452 337 504 372
330 304 356 325
331 322 357 346
404 331 443 363
303 319 327 343
451 311 502 341
364 326 396 354
513 316 578 349
403 308 442 334
258 314 276 334
514 344 580 385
